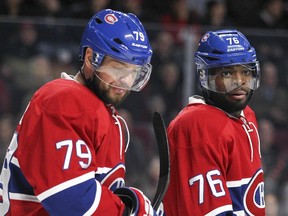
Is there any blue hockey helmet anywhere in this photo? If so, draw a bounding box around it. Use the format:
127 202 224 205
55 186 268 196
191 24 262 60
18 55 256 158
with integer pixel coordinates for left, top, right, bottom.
195 29 260 93
79 9 153 91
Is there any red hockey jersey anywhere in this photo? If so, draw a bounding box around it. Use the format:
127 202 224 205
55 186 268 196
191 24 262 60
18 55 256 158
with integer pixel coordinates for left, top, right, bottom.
163 96 265 215
0 76 128 215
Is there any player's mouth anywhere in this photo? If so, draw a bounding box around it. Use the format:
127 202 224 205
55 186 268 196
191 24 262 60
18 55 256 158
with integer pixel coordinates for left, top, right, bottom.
111 86 127 95
228 89 247 100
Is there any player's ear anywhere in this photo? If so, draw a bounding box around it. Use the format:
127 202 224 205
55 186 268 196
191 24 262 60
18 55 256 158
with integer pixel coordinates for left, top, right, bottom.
82 48 94 79
84 48 94 69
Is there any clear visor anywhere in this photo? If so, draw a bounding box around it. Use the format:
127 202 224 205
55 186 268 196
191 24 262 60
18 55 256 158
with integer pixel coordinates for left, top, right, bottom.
94 62 152 92
198 62 260 93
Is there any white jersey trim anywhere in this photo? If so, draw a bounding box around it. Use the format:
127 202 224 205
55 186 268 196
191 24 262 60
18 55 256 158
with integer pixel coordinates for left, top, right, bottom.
9 193 40 202
11 156 20 167
95 167 112 174
188 95 205 104
37 171 95 201
233 210 246 215
205 205 233 216
226 178 251 188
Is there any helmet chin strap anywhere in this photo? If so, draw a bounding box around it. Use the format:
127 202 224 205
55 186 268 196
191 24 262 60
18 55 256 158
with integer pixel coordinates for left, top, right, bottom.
80 68 103 99
201 87 217 107
80 68 94 87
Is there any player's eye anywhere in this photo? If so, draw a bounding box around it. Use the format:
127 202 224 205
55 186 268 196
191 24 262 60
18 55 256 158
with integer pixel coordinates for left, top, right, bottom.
242 69 251 76
221 70 232 77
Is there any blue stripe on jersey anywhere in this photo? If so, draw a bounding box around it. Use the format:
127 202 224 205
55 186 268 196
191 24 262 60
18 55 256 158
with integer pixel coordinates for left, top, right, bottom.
42 178 99 215
204 205 233 216
9 163 34 195
228 184 248 212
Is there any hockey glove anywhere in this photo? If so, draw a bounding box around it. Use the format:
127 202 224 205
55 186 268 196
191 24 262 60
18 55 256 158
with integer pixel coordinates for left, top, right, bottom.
114 187 163 216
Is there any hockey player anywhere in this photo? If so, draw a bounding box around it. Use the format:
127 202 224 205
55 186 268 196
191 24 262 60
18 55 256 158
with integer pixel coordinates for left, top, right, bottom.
0 9 162 216
163 29 265 215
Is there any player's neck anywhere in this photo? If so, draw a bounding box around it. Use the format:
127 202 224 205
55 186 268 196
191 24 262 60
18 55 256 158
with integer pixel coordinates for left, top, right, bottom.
229 111 241 118
74 72 85 85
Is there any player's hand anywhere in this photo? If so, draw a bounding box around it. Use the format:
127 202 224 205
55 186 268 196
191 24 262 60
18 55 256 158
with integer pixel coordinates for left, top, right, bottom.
114 187 162 216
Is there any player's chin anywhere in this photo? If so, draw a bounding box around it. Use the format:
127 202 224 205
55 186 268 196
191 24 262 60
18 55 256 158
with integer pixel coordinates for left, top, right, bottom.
228 94 250 110
109 90 130 106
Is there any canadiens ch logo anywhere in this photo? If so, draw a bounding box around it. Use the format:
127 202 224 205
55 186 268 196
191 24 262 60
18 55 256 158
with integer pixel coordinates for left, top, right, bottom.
96 163 125 191
104 14 118 24
243 169 265 215
201 33 210 42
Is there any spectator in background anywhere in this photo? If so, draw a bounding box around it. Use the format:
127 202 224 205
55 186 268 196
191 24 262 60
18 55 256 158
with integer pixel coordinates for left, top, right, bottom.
201 0 234 28
113 0 180 25
0 0 34 17
141 0 172 22
113 0 143 19
0 0 23 17
0 114 15 168
28 54 54 86
253 0 288 29
146 94 167 123
118 108 153 197
225 0 262 27
3 18 53 114
0 58 24 116
265 193 280 216
150 31 182 77
258 118 283 193
69 0 113 19
20 54 54 111
281 183 288 216
0 79 12 114
0 64 13 114
258 117 288 215
0 0 67 17
151 61 183 123
6 21 41 59
160 0 201 43
161 0 201 26
250 61 288 128
186 0 210 20
151 31 175 67
33 0 71 18
146 155 160 200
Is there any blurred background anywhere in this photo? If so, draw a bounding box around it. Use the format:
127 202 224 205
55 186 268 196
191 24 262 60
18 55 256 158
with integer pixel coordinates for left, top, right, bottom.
0 0 288 215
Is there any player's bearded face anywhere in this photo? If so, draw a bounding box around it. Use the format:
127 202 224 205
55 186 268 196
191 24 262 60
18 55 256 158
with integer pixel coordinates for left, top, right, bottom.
88 56 141 105
204 65 254 114
206 87 253 114
92 72 130 106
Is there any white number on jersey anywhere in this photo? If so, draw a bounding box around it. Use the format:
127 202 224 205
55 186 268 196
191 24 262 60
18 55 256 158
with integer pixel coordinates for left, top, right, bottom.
56 140 92 170
189 169 226 204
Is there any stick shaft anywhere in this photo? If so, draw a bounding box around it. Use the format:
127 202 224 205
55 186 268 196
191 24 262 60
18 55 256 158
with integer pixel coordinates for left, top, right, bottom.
152 112 170 210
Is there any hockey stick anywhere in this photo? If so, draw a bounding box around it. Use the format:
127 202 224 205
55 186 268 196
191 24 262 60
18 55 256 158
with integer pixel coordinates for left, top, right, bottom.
151 111 170 210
